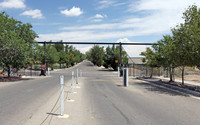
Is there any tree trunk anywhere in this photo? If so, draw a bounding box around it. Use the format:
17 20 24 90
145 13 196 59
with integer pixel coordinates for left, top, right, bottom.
60 63 61 69
150 67 153 78
182 66 184 85
7 66 10 77
172 68 175 81
169 67 173 82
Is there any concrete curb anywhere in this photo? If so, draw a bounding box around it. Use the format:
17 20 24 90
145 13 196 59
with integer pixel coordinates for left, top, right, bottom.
137 78 200 97
94 66 200 97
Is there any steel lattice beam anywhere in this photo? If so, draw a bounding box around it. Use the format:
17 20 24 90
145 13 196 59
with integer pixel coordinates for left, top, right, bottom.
37 41 155 45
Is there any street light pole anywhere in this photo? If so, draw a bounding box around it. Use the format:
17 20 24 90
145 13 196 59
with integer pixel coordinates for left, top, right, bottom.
119 42 122 76
40 41 46 76
44 41 46 65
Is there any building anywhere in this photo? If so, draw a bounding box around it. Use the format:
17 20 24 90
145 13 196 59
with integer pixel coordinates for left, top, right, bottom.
128 57 147 77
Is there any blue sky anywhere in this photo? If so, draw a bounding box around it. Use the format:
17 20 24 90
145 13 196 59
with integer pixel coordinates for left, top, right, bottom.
0 0 200 56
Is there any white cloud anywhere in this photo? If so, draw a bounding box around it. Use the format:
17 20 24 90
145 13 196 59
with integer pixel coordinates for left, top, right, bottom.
128 0 200 26
128 0 196 12
95 14 104 18
61 23 118 30
37 29 155 42
116 38 130 43
98 0 115 9
0 0 25 9
74 45 93 54
38 0 200 44
90 14 107 22
124 44 150 57
32 22 63 26
61 6 83 16
21 9 44 19
117 38 151 57
92 19 103 22
97 0 126 9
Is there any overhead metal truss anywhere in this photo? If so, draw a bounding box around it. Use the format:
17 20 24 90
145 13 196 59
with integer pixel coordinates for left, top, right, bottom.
37 41 155 45
37 41 156 76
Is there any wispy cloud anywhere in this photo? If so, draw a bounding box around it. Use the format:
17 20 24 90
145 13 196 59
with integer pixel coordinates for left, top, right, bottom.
21 9 44 19
97 0 126 9
32 22 63 26
37 29 158 42
60 23 118 30
89 14 107 22
117 38 150 57
37 0 200 43
95 14 104 18
61 6 83 16
74 45 93 54
0 0 26 9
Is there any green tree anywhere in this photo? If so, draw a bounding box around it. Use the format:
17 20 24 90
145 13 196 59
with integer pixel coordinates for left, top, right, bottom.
66 45 75 66
58 50 68 68
103 45 128 70
103 46 113 68
64 45 85 67
54 40 64 52
29 42 42 66
0 12 38 77
171 5 200 85
140 5 200 84
54 41 66 68
140 47 159 78
73 49 83 64
153 35 177 82
45 45 59 70
86 45 105 66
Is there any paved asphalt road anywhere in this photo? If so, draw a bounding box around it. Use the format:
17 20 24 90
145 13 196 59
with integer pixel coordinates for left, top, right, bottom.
80 61 200 125
0 65 76 125
1 60 200 125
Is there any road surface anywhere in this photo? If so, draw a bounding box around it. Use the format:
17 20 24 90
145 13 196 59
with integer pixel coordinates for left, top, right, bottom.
0 66 75 125
1 60 200 125
78 61 200 125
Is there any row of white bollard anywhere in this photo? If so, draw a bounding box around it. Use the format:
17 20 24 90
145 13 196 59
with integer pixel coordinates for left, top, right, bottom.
59 68 82 117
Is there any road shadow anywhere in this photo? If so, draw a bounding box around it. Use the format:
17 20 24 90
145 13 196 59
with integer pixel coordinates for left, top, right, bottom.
46 113 59 116
117 85 124 87
98 69 116 72
86 63 94 66
130 79 189 97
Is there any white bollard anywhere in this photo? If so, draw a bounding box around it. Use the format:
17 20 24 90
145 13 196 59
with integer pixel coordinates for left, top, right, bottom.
123 68 129 87
58 75 69 119
76 68 79 84
118 67 120 77
60 75 64 116
72 71 74 93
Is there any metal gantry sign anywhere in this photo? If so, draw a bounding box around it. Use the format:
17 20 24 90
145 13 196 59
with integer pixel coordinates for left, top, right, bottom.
37 41 155 75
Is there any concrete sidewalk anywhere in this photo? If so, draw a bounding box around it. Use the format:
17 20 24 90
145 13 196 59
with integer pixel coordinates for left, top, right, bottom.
24 76 98 125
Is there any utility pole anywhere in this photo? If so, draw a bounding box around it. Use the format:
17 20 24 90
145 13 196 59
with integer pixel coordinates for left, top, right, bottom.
44 41 46 65
119 42 122 68
119 42 122 76
40 41 46 76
